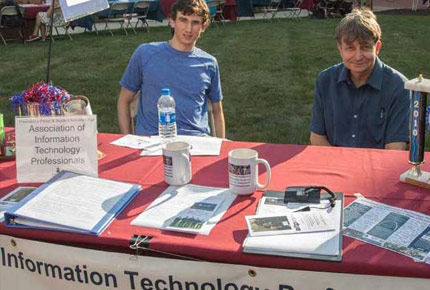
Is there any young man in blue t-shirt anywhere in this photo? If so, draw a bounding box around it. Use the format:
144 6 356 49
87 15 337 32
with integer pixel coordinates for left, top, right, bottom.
117 0 225 138
310 8 409 150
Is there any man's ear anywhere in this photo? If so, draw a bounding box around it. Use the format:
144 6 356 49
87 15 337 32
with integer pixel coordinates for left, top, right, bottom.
169 17 175 29
202 20 210 32
337 42 342 54
375 40 382 55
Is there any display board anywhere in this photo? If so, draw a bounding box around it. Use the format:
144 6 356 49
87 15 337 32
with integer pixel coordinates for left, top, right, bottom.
58 0 109 22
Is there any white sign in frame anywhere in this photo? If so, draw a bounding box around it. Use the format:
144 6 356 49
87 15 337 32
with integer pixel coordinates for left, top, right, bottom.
15 115 98 183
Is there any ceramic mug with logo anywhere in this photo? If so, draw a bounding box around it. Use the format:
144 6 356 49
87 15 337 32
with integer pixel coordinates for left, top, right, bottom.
228 148 271 195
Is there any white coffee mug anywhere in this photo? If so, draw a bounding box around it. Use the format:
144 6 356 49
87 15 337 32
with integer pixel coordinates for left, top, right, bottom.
162 141 192 186
228 148 271 195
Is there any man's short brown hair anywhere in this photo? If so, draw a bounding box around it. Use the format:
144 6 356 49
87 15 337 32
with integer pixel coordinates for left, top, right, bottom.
335 8 381 45
169 0 210 25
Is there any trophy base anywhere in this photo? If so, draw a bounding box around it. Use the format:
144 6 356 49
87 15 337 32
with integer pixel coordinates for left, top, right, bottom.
400 169 430 189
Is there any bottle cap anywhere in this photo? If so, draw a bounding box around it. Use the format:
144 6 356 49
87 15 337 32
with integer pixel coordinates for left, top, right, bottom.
161 88 170 95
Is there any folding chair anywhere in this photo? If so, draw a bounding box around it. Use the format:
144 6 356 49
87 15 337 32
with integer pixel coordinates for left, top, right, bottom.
320 0 344 18
102 2 129 36
207 0 221 28
285 0 303 20
262 0 282 22
126 0 151 34
48 7 73 42
215 0 226 26
0 5 23 46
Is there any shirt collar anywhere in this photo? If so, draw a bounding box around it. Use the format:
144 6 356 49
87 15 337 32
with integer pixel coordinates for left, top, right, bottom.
337 57 383 90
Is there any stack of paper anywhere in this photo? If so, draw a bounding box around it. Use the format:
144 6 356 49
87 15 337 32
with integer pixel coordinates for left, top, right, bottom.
110 134 223 156
243 191 344 261
4 171 141 235
131 184 236 235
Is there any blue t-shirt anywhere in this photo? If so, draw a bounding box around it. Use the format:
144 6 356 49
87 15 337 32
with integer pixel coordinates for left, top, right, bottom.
310 58 409 149
120 41 223 136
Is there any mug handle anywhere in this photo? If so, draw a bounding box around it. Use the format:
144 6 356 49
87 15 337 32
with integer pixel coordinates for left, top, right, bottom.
256 159 271 189
181 153 191 181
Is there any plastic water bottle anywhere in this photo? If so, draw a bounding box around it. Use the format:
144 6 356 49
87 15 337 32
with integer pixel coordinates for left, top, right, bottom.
157 88 177 142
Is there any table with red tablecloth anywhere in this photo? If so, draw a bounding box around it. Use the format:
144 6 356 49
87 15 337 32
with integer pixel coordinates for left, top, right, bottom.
19 3 50 19
1 132 430 282
18 4 49 39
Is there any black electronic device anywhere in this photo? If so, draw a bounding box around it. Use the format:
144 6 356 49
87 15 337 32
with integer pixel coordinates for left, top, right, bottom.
284 186 337 207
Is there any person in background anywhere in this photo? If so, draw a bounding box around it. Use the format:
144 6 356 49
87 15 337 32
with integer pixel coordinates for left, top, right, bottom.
310 8 409 150
27 0 65 42
117 0 225 138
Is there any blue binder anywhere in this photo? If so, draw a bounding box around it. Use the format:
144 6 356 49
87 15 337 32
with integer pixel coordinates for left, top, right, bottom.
4 171 141 235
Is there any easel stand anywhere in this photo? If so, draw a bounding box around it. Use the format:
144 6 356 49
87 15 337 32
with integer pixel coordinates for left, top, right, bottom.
400 76 430 188
46 0 55 82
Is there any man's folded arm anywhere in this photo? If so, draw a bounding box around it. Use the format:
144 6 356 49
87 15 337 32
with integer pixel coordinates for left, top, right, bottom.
117 87 138 135
211 101 225 138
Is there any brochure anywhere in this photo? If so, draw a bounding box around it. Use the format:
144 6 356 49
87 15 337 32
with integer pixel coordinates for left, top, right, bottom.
245 210 335 237
344 197 430 263
131 184 236 235
110 134 160 150
5 171 141 235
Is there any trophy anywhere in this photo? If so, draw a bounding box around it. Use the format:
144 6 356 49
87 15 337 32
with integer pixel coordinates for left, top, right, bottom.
400 74 430 188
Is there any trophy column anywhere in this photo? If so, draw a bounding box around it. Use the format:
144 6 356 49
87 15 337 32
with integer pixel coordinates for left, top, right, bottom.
400 75 430 188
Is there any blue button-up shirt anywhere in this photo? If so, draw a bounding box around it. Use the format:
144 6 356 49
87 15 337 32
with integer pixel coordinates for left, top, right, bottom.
310 58 409 149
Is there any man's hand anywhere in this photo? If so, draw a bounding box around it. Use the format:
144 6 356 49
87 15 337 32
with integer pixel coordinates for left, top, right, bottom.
385 142 407 150
310 132 331 146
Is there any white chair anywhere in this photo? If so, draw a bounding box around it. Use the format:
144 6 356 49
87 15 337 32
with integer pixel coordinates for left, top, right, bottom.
262 0 282 22
126 0 151 34
102 2 130 36
285 0 303 20
0 5 23 46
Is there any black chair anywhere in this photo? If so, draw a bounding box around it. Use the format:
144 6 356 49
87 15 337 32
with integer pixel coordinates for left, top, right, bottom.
0 5 23 45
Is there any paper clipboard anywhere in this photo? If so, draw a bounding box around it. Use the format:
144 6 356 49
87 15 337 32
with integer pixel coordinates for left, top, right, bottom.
243 190 344 262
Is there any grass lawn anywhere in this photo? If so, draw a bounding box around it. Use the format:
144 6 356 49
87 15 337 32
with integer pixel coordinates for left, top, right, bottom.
1 15 430 145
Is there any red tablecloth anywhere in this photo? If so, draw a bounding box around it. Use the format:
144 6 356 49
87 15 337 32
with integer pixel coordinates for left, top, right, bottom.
1 132 430 279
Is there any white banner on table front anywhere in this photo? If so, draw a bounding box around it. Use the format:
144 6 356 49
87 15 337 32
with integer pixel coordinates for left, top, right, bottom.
15 115 98 183
0 235 428 290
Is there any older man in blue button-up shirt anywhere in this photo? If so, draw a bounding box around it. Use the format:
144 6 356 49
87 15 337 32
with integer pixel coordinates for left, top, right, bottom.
310 8 409 150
